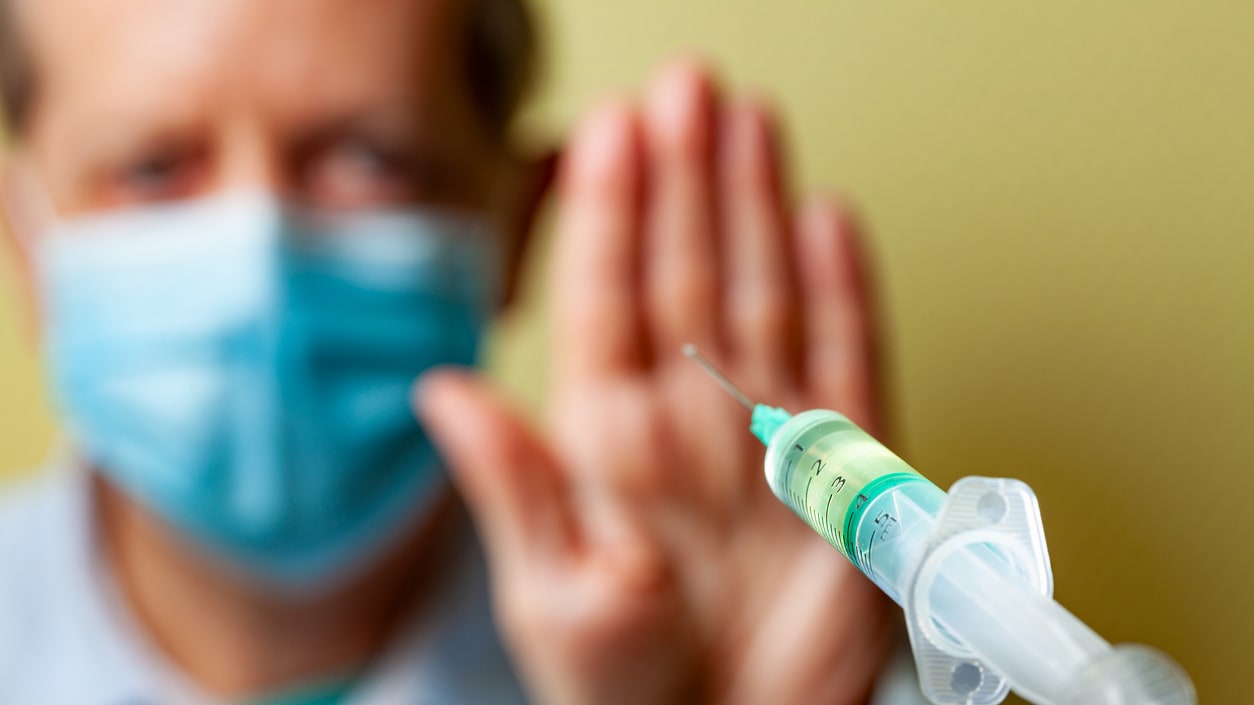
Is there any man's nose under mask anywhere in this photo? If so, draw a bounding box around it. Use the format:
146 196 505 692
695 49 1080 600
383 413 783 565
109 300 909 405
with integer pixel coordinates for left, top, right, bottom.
35 191 501 592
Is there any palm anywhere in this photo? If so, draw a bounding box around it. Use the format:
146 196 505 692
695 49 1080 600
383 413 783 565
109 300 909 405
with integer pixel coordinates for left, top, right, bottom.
421 63 894 705
544 357 889 705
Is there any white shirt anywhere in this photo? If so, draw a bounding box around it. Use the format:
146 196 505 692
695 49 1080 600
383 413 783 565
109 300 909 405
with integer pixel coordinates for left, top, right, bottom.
0 459 529 705
0 457 928 705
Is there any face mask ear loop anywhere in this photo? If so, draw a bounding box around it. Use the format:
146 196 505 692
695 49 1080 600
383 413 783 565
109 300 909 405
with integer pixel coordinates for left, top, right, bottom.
482 221 508 312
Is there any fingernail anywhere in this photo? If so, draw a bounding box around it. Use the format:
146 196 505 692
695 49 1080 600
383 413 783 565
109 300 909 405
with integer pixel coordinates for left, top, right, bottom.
569 100 637 181
650 60 715 148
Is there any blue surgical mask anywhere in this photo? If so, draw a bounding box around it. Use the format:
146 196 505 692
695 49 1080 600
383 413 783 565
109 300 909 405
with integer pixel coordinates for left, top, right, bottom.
36 191 500 591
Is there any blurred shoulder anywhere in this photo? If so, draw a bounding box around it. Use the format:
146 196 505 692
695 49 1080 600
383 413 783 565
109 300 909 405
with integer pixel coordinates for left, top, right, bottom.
0 464 84 699
0 464 77 556
0 467 67 613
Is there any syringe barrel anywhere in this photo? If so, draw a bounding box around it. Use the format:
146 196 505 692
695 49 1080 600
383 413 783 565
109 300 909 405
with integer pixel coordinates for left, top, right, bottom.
763 409 945 601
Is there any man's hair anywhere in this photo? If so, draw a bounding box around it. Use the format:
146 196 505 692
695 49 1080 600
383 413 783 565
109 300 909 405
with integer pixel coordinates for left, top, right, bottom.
0 0 33 138
465 0 539 140
0 0 539 140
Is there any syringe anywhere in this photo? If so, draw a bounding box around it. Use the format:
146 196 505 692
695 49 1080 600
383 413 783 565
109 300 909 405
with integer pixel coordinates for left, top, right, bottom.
684 345 1196 705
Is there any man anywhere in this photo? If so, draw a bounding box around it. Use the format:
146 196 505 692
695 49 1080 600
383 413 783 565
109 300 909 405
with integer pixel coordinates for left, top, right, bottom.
0 0 897 703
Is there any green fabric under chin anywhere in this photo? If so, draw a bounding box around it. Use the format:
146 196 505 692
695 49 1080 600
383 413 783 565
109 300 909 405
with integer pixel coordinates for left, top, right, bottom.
249 679 355 705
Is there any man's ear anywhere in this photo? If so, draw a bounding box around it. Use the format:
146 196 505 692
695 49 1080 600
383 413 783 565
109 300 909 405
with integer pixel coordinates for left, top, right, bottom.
0 157 44 341
0 152 49 259
497 146 558 311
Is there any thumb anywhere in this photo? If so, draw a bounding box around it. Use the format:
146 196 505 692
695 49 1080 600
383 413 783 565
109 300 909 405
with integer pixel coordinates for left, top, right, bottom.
415 368 577 566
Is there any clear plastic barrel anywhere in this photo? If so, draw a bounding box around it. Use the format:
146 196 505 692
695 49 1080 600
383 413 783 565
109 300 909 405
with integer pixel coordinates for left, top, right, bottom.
761 409 945 597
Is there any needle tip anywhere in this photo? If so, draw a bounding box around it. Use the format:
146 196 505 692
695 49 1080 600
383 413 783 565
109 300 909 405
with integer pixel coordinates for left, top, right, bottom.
680 344 755 411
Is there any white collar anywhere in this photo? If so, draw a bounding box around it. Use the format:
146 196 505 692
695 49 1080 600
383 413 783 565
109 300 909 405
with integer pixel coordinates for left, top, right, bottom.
27 457 526 705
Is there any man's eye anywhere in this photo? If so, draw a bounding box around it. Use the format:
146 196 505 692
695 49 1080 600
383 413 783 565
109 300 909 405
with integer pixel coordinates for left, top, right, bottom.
107 151 204 204
338 141 397 177
301 137 452 209
123 156 182 189
326 140 414 185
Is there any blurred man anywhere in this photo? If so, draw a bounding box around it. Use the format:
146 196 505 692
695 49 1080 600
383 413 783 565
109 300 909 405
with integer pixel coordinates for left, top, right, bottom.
0 0 895 703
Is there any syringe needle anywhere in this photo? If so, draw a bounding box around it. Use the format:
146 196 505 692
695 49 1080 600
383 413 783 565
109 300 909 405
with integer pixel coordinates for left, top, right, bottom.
682 344 756 411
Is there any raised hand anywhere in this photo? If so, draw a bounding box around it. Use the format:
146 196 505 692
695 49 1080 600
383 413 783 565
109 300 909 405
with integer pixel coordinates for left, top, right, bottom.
419 61 894 705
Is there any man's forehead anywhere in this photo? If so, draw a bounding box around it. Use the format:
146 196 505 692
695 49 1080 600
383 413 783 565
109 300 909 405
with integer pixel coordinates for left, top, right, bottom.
23 0 467 121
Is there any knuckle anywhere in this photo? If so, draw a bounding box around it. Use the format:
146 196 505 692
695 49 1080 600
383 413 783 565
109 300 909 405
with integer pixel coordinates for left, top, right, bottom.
647 268 716 334
497 586 544 637
731 286 791 342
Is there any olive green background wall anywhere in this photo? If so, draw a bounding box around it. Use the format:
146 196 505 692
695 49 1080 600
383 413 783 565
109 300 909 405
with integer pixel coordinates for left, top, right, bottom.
2 1 1250 702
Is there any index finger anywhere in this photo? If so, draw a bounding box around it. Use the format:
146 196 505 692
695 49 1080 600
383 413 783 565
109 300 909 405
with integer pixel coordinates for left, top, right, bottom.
550 100 648 387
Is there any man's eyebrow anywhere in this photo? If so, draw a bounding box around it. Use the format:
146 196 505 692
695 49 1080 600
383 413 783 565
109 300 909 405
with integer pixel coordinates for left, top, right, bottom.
75 123 206 165
281 98 422 141
290 111 474 173
290 111 412 142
